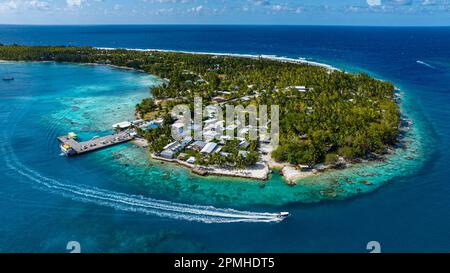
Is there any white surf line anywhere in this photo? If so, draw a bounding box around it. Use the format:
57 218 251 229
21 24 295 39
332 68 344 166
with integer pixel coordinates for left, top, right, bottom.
96 47 340 71
2 145 284 224
416 60 436 69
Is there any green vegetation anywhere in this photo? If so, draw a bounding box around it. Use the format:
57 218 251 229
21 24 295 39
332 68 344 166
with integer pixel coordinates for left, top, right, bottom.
0 45 400 166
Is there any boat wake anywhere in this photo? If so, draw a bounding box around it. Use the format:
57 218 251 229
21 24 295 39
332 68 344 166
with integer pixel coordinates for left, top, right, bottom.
416 60 436 69
2 146 285 224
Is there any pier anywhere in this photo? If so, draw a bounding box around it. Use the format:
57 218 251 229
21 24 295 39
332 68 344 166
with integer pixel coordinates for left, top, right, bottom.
57 131 134 156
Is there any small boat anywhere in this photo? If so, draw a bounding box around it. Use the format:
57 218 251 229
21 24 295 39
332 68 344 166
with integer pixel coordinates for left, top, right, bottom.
68 132 78 140
60 143 76 156
277 212 290 218
2 76 14 81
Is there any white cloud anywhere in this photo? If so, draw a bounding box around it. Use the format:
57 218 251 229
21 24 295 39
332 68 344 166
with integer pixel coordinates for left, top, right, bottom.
271 4 288 12
367 0 382 6
66 0 83 8
0 0 49 12
189 5 203 13
27 0 48 10
0 1 19 11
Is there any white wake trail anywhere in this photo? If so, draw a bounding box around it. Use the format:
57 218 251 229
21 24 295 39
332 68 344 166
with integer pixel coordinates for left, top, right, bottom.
416 60 436 69
3 146 285 224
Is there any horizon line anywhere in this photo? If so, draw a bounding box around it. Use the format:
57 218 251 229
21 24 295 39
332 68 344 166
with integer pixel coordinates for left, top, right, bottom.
1 23 450 28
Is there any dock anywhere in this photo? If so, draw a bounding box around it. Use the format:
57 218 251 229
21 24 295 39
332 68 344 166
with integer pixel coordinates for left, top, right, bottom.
57 131 134 156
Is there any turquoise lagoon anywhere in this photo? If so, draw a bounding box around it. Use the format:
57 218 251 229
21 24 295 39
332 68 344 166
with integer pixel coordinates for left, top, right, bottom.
0 61 428 208
0 25 448 253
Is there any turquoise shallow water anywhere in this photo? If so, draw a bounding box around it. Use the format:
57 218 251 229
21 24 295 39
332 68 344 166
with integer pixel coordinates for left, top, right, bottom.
3 61 422 208
0 26 449 252
0 60 429 247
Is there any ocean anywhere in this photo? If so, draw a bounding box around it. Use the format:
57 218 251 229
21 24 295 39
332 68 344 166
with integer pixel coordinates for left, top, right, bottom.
0 25 449 252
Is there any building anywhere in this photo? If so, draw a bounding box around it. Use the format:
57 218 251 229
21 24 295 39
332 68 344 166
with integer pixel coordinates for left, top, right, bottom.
188 140 207 151
186 157 196 164
163 141 178 151
112 121 132 130
160 149 176 159
132 119 144 126
154 118 164 125
201 142 218 154
238 150 249 157
160 137 192 159
239 140 250 149
295 86 307 92
212 96 228 103
177 153 188 161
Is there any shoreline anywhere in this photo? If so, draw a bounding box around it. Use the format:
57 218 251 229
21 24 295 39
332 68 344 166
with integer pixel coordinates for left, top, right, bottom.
151 154 270 181
96 46 340 72
1 50 407 185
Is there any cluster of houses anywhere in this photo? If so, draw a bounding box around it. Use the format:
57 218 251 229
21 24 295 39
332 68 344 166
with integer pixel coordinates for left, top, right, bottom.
156 103 273 166
147 85 311 166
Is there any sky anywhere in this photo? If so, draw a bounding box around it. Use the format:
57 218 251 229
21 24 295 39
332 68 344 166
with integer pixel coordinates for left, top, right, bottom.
0 0 449 25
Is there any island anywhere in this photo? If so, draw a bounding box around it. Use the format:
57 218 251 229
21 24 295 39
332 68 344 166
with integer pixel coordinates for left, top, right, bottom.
0 45 401 184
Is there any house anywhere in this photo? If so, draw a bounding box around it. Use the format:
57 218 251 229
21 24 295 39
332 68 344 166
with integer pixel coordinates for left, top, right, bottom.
238 150 249 157
112 121 132 130
177 153 188 161
239 140 250 149
186 157 196 164
220 135 233 141
180 136 193 146
188 140 207 151
294 86 308 92
163 141 177 150
203 130 221 141
201 142 218 154
163 141 178 151
212 96 228 103
217 90 232 95
132 119 144 126
160 149 176 159
154 118 164 125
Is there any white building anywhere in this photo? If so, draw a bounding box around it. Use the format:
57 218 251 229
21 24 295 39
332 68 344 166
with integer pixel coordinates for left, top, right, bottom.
201 142 218 154
295 85 307 92
112 121 132 130
186 157 196 164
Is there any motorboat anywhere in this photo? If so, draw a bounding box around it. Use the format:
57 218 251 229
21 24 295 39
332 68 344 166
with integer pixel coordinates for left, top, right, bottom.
277 212 290 218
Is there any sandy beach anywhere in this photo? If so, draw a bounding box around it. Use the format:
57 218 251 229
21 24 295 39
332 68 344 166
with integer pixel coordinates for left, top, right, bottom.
151 154 270 180
281 166 316 185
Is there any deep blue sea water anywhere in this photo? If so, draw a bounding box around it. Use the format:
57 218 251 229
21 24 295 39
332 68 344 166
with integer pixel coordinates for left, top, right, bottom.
0 25 449 252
